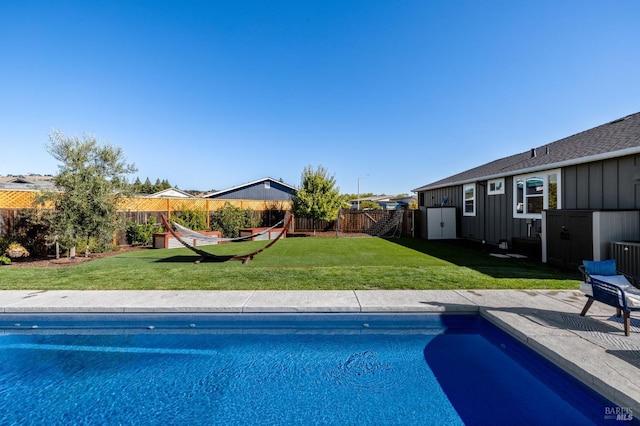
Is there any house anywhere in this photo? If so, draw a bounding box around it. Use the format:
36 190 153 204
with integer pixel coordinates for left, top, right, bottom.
349 196 416 210
146 187 195 198
350 196 391 210
413 112 640 268
203 177 297 210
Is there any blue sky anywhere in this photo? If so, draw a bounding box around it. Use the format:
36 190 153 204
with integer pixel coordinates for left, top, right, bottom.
1 1 639 195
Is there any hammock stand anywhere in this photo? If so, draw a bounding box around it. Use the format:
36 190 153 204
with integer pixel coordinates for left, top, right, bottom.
160 214 292 264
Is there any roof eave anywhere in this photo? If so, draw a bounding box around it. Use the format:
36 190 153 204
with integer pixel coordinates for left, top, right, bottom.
413 146 640 192
205 177 297 198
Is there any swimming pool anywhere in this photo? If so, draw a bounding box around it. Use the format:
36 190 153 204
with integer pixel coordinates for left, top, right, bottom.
0 314 624 425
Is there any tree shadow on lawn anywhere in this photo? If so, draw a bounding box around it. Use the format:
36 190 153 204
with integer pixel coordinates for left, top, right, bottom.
387 237 579 281
156 255 236 263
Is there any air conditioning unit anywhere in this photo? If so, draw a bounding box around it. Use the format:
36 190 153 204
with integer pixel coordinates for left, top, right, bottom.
610 241 640 279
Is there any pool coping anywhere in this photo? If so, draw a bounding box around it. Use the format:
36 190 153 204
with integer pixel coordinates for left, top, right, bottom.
0 289 638 414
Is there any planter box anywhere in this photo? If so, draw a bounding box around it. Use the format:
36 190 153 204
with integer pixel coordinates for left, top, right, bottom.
153 231 222 249
239 227 286 241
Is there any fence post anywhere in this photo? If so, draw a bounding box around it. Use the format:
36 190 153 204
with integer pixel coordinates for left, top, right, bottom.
207 200 211 229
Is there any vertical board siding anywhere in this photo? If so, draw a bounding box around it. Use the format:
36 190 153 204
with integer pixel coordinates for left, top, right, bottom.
562 154 640 211
486 192 508 243
618 156 636 209
576 164 590 209
588 162 604 210
563 167 577 209
593 211 640 260
602 158 619 209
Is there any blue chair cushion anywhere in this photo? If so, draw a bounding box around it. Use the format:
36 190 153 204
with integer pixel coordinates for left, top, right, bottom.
583 259 617 276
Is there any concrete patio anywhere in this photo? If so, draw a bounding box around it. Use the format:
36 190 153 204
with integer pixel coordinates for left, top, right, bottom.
0 289 638 414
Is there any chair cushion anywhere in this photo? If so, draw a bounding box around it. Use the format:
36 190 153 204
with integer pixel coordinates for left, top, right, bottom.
583 259 617 276
580 274 640 309
626 287 640 309
590 274 631 287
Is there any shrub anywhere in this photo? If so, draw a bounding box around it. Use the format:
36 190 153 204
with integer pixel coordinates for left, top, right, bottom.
210 202 259 238
14 209 53 257
171 206 208 231
0 237 10 255
0 255 11 265
76 236 113 254
358 200 383 210
5 242 30 258
126 217 163 246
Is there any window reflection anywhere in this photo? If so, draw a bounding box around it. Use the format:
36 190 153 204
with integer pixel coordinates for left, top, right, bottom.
513 170 560 217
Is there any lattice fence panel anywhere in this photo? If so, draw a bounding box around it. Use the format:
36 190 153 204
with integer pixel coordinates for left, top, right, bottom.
0 191 37 209
2 189 293 218
169 199 209 212
118 197 170 212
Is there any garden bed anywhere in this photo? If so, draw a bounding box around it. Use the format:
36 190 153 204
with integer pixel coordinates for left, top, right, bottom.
4 246 145 268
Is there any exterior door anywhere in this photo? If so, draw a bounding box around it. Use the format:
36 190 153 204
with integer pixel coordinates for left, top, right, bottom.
546 210 593 269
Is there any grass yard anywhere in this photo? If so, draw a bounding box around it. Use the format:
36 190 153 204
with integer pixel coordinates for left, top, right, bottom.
0 237 580 290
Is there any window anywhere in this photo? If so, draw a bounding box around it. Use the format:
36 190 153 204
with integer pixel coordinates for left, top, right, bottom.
463 184 476 216
488 178 505 195
264 181 271 189
513 169 561 218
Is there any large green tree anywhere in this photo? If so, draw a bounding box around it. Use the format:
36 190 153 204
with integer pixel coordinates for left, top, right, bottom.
41 131 137 257
292 165 345 231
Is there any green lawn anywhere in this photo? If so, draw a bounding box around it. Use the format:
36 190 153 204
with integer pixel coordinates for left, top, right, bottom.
0 237 580 290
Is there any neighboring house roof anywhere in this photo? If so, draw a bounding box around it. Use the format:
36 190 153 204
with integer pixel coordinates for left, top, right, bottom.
413 112 640 192
146 188 195 198
0 175 57 191
203 177 297 199
394 196 417 205
350 196 416 210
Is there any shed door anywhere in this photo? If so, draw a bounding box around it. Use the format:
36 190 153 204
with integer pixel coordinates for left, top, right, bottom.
427 208 456 239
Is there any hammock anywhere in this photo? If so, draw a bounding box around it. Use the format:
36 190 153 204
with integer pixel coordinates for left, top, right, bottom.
160 214 292 264
171 219 284 244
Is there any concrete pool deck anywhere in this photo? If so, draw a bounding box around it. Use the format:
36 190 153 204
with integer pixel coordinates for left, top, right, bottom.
0 289 638 413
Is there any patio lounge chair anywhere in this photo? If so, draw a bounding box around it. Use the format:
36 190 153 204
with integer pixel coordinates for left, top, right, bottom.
578 259 640 336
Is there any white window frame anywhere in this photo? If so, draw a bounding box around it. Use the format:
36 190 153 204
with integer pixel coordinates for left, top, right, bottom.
264 181 271 189
463 184 476 216
487 178 505 195
513 169 561 219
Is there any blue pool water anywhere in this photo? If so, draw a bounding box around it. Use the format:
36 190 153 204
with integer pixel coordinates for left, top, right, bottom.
0 314 626 425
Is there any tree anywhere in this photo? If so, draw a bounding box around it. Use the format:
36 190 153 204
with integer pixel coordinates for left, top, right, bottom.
141 177 153 194
40 131 137 257
132 177 142 193
358 200 382 210
292 165 345 232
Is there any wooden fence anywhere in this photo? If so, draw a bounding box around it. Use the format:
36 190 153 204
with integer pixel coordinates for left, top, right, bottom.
294 209 415 237
0 189 416 244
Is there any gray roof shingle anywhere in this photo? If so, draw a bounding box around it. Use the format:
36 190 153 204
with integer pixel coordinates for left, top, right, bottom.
414 112 640 192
